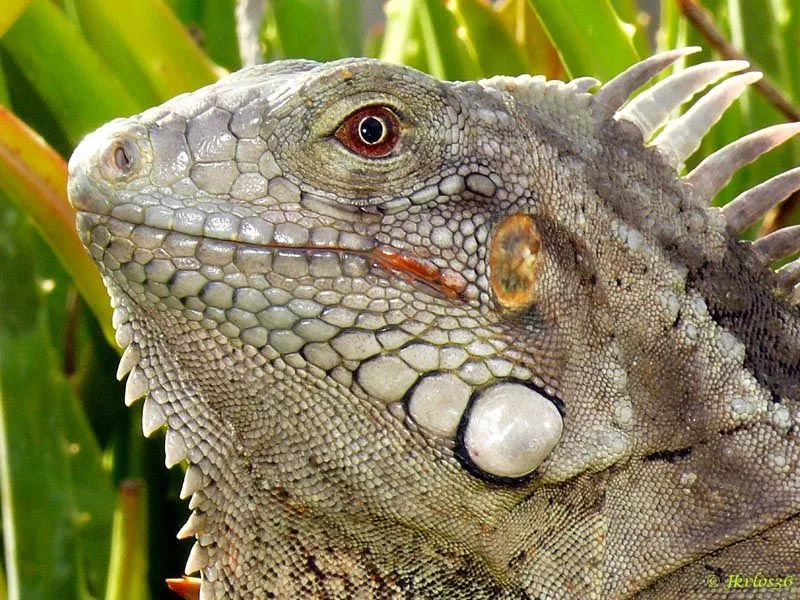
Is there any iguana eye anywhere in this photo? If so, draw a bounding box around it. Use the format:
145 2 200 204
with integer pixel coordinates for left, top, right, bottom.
335 106 401 158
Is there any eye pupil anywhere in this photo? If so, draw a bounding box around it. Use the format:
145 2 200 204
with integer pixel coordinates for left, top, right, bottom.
358 116 386 144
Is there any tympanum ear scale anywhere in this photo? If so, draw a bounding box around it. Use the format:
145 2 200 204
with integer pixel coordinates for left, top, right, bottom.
460 383 563 480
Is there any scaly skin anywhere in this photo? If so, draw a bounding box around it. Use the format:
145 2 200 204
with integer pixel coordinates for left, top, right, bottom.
67 57 800 598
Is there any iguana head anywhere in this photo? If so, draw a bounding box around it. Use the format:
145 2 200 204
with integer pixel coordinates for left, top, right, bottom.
67 51 800 597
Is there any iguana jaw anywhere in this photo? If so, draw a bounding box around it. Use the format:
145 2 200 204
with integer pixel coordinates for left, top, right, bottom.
69 212 530 596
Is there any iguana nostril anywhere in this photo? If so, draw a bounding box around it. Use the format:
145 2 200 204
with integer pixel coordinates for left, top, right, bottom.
114 144 133 171
102 138 139 178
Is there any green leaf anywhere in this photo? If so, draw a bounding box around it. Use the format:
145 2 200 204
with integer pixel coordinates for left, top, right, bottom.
104 481 148 600
0 59 8 106
0 106 114 344
165 0 239 68
269 0 363 62
380 0 480 80
0 0 140 146
496 0 565 79
196 0 241 71
0 52 72 158
0 0 31 38
609 0 652 58
783 0 800 109
334 0 366 57
0 198 115 600
527 0 640 79
658 0 688 54
670 0 800 225
380 0 430 73
726 0 799 218
448 0 529 77
69 0 221 105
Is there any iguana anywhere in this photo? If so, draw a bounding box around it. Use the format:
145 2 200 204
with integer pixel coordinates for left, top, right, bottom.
66 48 800 598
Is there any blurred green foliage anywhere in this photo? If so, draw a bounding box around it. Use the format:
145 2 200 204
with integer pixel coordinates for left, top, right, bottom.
0 1 797 598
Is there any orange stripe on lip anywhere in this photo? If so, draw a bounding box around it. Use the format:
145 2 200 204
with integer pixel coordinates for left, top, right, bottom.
371 244 468 300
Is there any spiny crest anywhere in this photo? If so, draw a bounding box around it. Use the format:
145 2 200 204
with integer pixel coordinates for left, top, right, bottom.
111 300 213 575
591 48 800 305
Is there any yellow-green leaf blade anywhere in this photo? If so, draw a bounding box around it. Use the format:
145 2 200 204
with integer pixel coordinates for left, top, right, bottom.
0 106 113 343
448 0 529 77
380 0 481 81
0 205 115 600
527 0 640 79
496 0 565 79
268 0 363 62
104 480 149 600
70 0 222 104
0 0 31 38
0 0 140 145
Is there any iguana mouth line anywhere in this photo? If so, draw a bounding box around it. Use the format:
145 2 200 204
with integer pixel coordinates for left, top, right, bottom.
77 210 470 302
370 244 469 300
